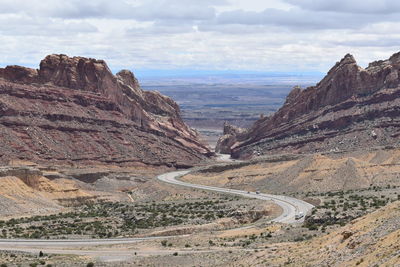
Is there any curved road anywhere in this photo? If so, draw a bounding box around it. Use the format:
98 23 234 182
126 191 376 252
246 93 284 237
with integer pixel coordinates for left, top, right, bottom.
157 170 314 224
0 163 314 258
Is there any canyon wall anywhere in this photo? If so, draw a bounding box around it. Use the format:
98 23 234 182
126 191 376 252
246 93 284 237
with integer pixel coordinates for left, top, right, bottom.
217 52 400 158
0 54 212 167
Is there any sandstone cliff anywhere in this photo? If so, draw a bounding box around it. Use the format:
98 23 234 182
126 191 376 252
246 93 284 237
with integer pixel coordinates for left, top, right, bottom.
218 52 400 158
0 166 92 217
0 54 212 167
215 122 247 154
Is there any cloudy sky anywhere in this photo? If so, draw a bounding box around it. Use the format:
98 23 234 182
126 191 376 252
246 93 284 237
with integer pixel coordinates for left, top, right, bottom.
1 0 400 74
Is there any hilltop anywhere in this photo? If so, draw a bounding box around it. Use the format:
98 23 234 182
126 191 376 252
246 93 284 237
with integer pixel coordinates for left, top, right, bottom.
0 54 212 167
218 52 400 159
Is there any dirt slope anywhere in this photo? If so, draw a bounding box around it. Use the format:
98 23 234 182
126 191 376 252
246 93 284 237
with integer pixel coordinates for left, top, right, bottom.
0 167 91 218
183 148 400 194
238 200 400 266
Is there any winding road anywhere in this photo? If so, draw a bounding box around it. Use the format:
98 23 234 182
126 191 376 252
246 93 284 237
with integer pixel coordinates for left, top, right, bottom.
157 170 314 224
0 161 314 260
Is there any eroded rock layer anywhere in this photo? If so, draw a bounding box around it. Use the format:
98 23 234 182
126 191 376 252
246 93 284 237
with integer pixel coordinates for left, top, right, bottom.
218 52 400 158
0 54 211 167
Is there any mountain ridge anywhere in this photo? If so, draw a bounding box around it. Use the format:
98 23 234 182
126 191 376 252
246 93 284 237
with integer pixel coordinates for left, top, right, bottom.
217 52 400 158
0 54 212 167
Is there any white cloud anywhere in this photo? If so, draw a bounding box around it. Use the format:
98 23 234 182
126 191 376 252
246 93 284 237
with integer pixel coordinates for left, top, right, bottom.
0 0 226 21
0 0 400 74
284 0 400 14
0 15 97 36
215 6 400 30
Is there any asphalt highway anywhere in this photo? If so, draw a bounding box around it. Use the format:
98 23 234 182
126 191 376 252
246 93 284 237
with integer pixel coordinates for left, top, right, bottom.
0 160 314 258
157 170 314 224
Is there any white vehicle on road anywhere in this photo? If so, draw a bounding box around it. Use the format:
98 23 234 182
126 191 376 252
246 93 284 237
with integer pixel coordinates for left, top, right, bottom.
295 212 304 220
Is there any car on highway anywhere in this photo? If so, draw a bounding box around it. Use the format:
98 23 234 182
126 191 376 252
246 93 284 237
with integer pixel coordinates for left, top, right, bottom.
295 212 304 220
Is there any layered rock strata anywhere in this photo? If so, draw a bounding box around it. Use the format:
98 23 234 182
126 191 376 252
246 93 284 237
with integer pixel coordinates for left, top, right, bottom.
0 54 212 167
217 52 400 158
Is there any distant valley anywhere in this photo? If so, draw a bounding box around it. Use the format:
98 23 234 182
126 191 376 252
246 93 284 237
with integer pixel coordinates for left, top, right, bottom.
141 73 322 148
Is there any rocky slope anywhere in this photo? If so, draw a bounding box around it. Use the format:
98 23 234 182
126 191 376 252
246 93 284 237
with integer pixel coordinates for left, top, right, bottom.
0 166 91 217
183 148 400 194
217 52 400 159
0 54 211 167
239 200 400 266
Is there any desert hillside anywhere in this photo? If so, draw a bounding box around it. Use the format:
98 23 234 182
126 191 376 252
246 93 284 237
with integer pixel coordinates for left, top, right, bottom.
183 148 400 194
218 52 400 159
0 54 212 167
238 200 400 267
0 166 91 218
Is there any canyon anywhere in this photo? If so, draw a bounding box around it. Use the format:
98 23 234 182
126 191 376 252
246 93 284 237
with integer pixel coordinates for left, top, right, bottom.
1 53 400 267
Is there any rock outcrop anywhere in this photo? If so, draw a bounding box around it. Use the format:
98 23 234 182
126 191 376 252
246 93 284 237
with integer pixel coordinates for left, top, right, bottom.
218 52 400 158
0 54 212 167
0 166 93 217
215 122 247 154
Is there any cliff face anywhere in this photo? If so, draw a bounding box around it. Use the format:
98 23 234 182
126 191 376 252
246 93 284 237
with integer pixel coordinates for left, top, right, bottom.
0 54 212 167
218 52 400 158
215 122 247 154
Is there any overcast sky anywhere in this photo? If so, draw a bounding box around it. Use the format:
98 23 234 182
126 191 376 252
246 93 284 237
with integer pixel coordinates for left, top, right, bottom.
1 0 400 74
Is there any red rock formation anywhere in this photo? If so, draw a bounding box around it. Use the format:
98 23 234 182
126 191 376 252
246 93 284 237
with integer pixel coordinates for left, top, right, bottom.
0 54 212 167
215 122 247 154
218 52 400 158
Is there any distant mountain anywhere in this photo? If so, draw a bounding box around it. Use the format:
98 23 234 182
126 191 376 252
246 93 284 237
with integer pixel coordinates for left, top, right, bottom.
0 54 211 167
218 52 400 158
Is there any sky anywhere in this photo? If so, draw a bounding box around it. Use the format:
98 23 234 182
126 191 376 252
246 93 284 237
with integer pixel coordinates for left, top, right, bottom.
1 0 400 75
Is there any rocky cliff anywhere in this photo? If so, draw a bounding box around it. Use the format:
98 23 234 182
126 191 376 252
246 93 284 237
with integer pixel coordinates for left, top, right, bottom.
215 122 247 154
0 54 212 167
217 52 400 158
